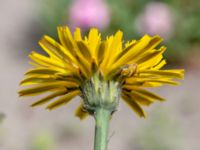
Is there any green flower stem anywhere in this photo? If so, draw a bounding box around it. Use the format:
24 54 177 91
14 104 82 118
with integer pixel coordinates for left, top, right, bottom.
94 108 111 150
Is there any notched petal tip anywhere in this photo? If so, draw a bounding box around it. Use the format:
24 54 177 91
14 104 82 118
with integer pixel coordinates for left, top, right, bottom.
40 35 48 40
179 69 185 79
57 26 65 30
45 106 53 110
141 113 147 118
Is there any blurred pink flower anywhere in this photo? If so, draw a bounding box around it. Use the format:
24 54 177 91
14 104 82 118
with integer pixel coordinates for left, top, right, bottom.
69 0 110 30
135 2 174 39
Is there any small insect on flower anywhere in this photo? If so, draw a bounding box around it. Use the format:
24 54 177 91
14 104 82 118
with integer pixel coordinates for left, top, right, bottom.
18 26 184 119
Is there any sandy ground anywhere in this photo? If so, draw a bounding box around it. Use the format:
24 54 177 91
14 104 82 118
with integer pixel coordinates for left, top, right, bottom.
0 1 200 150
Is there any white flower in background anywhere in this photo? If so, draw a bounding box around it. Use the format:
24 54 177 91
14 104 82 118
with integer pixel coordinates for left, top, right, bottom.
69 0 110 30
135 2 174 39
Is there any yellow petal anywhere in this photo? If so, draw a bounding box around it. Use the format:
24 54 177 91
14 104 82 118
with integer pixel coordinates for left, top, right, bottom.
88 28 100 57
42 35 77 63
100 36 113 74
25 68 59 75
123 82 163 88
19 82 65 96
68 42 92 78
116 40 137 60
153 59 166 69
30 51 77 74
101 31 123 73
75 55 92 79
112 34 152 69
142 35 163 51
130 87 165 101
21 74 79 86
142 82 163 87
144 79 179 86
139 69 184 79
125 76 179 87
74 28 82 41
46 90 80 110
91 58 98 73
125 76 150 84
19 81 78 96
29 61 41 68
97 42 107 65
76 41 92 60
39 38 62 61
106 31 123 66
20 75 56 86
57 26 76 51
75 103 89 120
122 93 146 117
136 46 166 68
29 51 65 68
31 88 67 107
123 90 154 106
125 40 137 48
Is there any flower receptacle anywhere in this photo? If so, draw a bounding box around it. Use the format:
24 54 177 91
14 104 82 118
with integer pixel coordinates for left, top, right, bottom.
81 72 121 114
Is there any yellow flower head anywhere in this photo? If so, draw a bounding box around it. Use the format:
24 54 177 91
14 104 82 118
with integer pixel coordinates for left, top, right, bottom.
19 26 184 119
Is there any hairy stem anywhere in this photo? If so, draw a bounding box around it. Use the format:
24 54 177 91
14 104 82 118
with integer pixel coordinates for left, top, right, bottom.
94 108 111 150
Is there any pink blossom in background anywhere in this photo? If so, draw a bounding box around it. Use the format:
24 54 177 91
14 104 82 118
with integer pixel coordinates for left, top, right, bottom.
135 2 174 39
69 0 110 30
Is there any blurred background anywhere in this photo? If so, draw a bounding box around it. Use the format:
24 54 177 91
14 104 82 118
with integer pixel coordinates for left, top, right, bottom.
0 0 200 150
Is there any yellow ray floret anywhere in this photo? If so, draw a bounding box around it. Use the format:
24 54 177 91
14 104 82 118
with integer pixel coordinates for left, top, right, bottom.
75 103 89 120
19 26 184 119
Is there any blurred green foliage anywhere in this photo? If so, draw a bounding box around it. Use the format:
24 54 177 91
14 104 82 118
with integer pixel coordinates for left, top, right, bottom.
38 0 71 36
31 131 54 150
0 113 5 124
37 0 200 63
